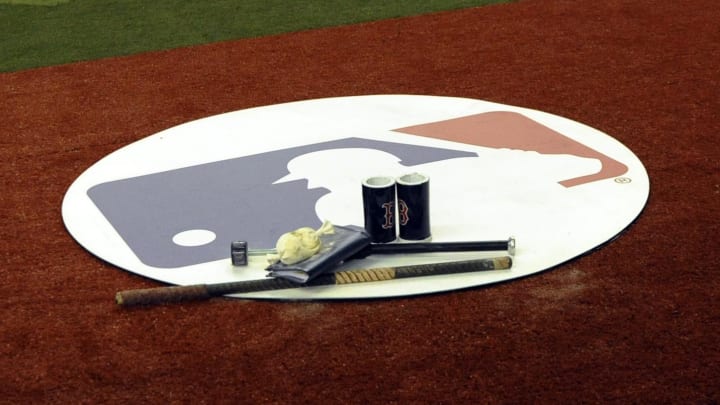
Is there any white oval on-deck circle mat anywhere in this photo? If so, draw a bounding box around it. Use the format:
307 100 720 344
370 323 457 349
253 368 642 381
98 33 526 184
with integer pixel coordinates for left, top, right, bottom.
62 95 649 300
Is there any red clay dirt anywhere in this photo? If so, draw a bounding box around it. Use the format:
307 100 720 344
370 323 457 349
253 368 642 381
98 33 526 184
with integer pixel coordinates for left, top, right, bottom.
1 0 718 403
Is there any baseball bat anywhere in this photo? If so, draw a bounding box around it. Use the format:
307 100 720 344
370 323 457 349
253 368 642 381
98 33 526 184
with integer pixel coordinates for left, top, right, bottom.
116 256 511 307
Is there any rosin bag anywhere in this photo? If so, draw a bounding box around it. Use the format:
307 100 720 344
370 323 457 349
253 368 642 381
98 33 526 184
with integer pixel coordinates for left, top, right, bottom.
265 225 372 283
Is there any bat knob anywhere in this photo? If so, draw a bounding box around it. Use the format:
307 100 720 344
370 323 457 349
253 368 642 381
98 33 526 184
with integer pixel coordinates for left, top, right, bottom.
231 241 248 266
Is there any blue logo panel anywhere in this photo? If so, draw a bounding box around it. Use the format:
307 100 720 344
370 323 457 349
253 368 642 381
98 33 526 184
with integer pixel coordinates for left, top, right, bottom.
87 137 475 268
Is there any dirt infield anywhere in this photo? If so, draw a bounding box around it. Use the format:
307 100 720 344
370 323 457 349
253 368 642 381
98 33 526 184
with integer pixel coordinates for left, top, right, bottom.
1 0 718 402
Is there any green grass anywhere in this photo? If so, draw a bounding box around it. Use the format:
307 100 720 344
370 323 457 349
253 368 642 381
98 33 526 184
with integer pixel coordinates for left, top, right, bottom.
0 0 513 72
1 1 69 5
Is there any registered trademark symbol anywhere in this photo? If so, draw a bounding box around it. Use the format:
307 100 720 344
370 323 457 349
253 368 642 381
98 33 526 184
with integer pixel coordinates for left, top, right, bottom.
615 177 632 184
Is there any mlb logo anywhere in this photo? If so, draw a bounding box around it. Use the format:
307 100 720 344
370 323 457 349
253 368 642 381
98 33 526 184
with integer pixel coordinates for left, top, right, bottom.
62 95 648 299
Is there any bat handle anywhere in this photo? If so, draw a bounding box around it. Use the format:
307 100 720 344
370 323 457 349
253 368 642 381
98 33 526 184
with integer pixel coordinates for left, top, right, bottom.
116 277 304 307
115 285 211 307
